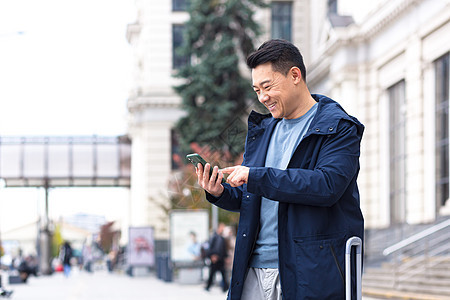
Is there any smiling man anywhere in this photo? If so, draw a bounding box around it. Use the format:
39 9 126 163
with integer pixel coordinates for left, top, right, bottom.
195 39 365 300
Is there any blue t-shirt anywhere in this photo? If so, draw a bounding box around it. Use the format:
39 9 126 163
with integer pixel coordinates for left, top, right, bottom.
249 103 318 268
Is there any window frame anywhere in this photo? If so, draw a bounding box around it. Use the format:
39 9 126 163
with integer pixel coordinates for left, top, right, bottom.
271 1 293 41
435 53 450 209
172 24 190 70
172 0 189 12
388 80 407 225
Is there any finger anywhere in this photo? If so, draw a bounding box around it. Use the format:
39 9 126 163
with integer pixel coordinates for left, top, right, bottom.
210 166 219 184
220 166 236 174
197 163 204 183
226 170 236 185
203 163 211 186
227 169 244 187
217 171 224 184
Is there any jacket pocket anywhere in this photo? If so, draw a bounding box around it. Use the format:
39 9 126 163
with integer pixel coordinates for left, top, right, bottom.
294 235 347 300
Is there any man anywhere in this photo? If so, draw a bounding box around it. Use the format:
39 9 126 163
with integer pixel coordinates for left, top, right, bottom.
187 231 201 261
195 39 364 299
205 223 229 292
59 241 73 277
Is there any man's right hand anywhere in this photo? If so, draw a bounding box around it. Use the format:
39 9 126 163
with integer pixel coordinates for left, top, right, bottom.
196 163 224 197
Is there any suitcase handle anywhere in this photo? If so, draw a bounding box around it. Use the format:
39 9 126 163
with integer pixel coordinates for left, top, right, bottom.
345 236 362 300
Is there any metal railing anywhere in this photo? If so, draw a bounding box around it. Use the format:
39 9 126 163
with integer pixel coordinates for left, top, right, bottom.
383 219 450 256
381 218 450 288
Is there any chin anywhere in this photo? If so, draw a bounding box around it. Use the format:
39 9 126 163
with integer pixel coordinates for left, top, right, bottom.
270 112 281 119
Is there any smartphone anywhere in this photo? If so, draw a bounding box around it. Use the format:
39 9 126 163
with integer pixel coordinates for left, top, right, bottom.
186 153 225 183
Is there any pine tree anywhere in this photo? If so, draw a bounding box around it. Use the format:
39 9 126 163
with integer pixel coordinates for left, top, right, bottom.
174 0 267 160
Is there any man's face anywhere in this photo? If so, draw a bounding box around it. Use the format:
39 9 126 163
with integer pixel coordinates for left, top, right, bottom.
252 62 298 119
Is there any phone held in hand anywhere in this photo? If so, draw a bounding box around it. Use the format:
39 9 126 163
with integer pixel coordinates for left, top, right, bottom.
186 153 225 183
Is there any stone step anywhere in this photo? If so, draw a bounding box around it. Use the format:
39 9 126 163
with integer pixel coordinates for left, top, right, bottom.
363 265 450 296
363 287 450 300
395 282 450 296
364 269 450 282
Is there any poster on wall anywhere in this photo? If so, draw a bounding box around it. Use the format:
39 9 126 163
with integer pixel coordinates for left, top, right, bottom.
170 210 209 262
128 227 155 266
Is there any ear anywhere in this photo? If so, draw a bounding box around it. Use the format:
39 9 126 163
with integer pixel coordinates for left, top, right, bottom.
289 67 303 84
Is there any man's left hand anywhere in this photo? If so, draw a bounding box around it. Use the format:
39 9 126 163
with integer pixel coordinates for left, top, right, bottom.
221 165 249 187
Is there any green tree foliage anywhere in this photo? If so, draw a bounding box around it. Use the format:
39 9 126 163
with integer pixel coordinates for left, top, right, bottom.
174 0 267 159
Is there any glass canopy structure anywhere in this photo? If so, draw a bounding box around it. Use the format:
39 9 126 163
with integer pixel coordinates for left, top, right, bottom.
0 135 131 188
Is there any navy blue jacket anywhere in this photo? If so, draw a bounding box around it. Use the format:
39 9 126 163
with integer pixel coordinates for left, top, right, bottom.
206 94 364 299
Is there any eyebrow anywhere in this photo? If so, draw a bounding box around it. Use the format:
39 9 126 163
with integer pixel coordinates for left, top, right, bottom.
252 79 271 89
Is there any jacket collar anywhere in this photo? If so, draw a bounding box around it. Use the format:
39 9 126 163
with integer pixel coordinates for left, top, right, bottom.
248 94 364 137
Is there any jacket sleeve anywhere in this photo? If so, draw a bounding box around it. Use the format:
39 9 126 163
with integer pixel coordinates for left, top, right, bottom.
246 120 361 207
205 183 243 212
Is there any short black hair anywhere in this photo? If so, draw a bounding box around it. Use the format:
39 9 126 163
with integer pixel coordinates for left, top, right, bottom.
246 39 307 81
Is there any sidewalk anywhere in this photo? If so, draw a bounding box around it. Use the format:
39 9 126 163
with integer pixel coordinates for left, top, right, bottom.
2 268 382 300
1 268 227 300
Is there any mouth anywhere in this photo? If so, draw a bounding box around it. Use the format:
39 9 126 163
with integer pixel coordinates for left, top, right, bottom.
267 103 276 111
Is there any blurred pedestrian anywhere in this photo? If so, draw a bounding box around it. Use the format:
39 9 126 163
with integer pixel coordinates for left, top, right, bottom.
187 231 201 261
0 274 13 298
205 223 229 292
59 241 73 277
222 225 236 280
17 255 38 283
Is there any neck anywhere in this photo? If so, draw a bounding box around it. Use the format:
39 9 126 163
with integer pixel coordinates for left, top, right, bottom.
289 87 316 119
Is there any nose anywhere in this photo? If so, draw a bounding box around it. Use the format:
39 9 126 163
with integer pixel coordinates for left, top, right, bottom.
258 93 269 103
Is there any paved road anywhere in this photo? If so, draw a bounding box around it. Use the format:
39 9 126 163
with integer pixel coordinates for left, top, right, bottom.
1 268 381 300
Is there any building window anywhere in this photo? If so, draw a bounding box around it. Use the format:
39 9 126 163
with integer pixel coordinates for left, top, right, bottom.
171 129 181 170
271 2 292 41
435 53 450 208
389 80 406 224
328 0 338 14
173 0 189 11
172 25 189 69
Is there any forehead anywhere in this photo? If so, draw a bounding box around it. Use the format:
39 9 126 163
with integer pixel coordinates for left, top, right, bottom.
251 63 279 86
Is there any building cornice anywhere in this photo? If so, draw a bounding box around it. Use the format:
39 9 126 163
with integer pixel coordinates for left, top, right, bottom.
309 0 426 84
359 0 424 39
127 95 181 113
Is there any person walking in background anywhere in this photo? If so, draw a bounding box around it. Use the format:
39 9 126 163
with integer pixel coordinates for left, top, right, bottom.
187 231 201 261
222 225 236 282
205 223 229 292
194 39 364 299
59 241 73 277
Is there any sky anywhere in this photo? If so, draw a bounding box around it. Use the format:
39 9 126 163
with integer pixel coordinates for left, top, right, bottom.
0 0 135 136
0 0 136 233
